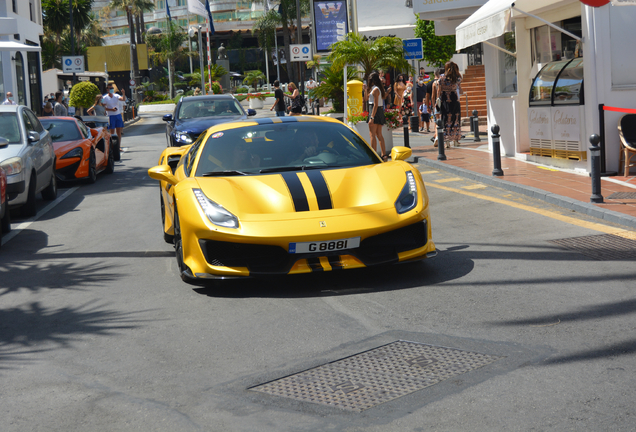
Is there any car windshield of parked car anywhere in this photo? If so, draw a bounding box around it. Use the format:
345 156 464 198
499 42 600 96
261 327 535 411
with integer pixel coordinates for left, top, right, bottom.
0 112 22 144
40 119 83 142
178 99 243 120
195 122 381 176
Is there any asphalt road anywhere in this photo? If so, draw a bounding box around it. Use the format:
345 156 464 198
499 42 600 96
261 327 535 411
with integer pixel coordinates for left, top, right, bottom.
1 113 635 431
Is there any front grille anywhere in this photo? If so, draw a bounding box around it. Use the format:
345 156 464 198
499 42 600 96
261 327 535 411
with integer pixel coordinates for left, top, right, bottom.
56 161 81 181
198 221 428 274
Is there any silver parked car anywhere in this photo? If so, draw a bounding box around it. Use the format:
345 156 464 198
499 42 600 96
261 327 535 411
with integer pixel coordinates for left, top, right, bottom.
0 105 57 217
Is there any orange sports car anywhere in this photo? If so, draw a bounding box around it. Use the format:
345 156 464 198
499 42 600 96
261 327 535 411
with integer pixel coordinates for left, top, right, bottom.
39 116 115 182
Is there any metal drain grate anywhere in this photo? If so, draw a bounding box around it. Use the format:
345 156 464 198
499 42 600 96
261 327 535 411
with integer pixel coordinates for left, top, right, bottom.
607 192 636 200
550 232 636 260
250 341 503 412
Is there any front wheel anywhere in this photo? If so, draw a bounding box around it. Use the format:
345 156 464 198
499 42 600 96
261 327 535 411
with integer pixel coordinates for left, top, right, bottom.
104 147 115 174
112 136 121 161
160 191 174 243
1 205 10 237
173 208 190 282
41 164 57 201
20 173 37 218
87 150 97 184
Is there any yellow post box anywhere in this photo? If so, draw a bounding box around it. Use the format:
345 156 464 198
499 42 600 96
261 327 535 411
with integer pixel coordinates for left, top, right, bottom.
346 80 364 118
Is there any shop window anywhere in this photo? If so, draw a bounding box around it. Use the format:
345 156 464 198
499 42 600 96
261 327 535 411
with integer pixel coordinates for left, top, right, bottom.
498 28 517 95
610 7 636 86
177 0 187 6
531 17 582 67
12 0 17 13
15 52 26 106
157 0 165 9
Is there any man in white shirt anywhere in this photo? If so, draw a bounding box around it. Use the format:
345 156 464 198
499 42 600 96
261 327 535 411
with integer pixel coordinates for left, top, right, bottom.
306 78 317 106
2 92 17 105
102 85 126 146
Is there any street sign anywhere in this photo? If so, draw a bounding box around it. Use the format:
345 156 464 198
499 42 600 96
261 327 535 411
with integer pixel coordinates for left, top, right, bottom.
403 38 423 60
290 44 312 62
62 56 85 73
78 76 89 81
129 79 136 87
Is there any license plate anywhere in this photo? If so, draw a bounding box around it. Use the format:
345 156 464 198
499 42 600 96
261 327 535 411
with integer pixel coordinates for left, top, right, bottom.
289 237 361 254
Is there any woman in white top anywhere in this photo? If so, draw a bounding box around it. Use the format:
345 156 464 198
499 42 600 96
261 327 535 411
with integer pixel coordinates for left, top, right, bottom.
367 72 388 161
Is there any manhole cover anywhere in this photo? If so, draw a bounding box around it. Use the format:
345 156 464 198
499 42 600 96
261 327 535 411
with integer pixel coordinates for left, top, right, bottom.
250 341 503 412
550 232 636 260
607 192 636 200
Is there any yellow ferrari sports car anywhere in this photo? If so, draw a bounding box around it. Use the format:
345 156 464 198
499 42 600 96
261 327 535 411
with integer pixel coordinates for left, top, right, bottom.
148 116 436 284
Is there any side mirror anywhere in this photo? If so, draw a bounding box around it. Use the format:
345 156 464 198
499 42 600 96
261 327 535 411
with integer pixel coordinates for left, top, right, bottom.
247 109 257 117
148 164 178 186
390 146 412 161
90 129 99 138
28 131 41 143
0 137 8 148
162 114 174 122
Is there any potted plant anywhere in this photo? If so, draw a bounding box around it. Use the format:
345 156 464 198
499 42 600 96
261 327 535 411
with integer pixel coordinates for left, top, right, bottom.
246 92 266 109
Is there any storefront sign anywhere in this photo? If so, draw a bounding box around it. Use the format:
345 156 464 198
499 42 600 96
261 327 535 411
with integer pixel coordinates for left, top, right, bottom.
313 0 348 53
552 106 580 142
528 107 552 141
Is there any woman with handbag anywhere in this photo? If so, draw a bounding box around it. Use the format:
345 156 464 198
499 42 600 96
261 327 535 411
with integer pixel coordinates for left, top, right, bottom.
401 81 414 129
431 68 444 147
286 82 303 116
367 72 389 161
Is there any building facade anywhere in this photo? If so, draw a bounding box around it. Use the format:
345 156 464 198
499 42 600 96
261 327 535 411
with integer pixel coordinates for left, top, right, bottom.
0 0 44 112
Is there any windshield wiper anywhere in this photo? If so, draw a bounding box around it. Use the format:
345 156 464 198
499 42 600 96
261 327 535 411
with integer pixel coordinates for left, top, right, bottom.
201 170 248 176
259 165 324 173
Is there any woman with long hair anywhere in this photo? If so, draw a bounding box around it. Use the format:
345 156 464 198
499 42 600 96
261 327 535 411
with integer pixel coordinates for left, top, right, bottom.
393 74 406 109
367 72 389 161
439 61 463 147
286 82 302 116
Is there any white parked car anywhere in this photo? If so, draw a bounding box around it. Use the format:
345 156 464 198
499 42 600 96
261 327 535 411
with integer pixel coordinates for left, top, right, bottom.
0 105 57 217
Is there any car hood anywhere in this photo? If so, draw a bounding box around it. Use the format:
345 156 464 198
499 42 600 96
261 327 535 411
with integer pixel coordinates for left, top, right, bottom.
174 116 246 135
194 163 410 222
0 144 27 163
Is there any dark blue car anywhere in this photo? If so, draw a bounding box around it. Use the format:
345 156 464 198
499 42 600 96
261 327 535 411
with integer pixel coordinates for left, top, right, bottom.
163 95 256 147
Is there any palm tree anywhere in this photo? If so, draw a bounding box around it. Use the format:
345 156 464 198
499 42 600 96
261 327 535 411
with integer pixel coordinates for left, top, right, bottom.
146 21 190 98
108 0 140 86
42 0 69 46
253 9 279 78
70 0 93 44
309 64 358 113
131 0 155 44
243 70 266 89
328 33 413 85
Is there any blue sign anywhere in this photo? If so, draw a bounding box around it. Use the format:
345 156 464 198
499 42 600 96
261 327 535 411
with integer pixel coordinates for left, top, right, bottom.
65 58 72 66
313 0 348 53
302 46 310 54
403 38 423 60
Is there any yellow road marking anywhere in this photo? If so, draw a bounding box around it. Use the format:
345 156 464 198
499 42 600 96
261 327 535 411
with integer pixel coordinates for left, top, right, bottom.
538 166 559 171
427 182 632 234
420 170 439 174
434 177 463 183
462 184 488 190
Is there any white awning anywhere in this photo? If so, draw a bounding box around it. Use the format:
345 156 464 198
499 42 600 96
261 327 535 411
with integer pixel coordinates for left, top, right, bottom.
0 41 41 52
455 0 513 51
456 0 582 51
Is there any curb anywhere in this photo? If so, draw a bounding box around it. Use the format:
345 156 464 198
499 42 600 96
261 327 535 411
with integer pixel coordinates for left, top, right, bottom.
123 116 142 128
414 156 636 230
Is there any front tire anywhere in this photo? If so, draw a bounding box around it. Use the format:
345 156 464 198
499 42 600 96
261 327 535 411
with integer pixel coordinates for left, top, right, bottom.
173 208 189 282
1 205 10 235
87 150 97 184
20 173 37 217
41 164 57 201
112 136 121 161
104 147 115 174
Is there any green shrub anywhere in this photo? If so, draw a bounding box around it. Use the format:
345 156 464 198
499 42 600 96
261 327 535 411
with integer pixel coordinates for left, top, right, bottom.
237 86 249 93
69 81 101 109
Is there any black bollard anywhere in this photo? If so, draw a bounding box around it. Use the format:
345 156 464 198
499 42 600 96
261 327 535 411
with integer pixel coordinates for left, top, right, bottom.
491 124 503 176
470 112 475 132
314 100 320 116
437 118 446 161
473 110 481 142
589 134 604 203
410 115 419 133
403 115 410 148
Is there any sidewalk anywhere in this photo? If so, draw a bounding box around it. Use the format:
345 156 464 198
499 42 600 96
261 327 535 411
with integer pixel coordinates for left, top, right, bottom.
393 124 636 229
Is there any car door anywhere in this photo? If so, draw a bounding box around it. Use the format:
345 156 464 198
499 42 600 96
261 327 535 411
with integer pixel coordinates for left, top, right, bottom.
26 109 54 183
78 120 104 167
21 109 47 191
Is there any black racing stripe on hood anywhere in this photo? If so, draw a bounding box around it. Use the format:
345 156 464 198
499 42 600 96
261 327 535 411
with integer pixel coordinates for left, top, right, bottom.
306 170 332 210
253 118 274 125
279 116 299 123
281 172 309 212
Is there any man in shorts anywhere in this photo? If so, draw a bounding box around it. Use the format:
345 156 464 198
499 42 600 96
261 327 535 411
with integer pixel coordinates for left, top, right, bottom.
102 85 126 147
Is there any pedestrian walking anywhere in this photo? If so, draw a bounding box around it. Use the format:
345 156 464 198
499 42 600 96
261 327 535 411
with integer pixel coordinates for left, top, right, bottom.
393 74 406 109
439 61 463 147
286 82 303 116
269 80 286 117
367 72 389 161
53 92 67 116
415 75 427 131
401 81 414 128
102 84 125 147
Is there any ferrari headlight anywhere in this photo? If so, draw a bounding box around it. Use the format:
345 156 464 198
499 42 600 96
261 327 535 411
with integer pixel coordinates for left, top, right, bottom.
175 133 193 144
193 189 239 228
61 147 84 160
0 157 23 176
395 171 418 214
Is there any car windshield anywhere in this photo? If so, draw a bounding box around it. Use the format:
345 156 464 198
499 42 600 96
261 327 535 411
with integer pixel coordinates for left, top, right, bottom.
0 112 22 144
40 119 82 142
195 122 381 176
178 99 243 120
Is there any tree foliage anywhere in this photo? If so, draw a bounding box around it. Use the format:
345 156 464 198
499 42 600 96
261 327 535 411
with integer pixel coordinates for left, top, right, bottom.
69 81 101 109
308 64 358 113
328 33 413 84
414 18 456 68
243 70 266 88
146 22 191 98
